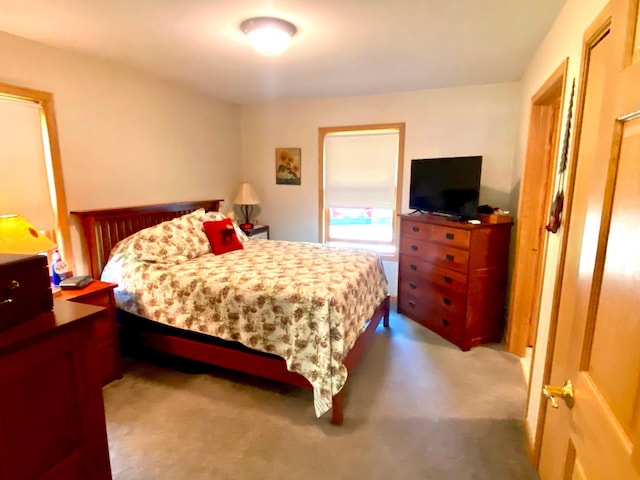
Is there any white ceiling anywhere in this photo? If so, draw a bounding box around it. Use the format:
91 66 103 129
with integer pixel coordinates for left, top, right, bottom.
0 0 566 105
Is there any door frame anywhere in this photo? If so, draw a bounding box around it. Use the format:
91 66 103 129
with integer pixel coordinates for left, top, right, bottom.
506 60 567 358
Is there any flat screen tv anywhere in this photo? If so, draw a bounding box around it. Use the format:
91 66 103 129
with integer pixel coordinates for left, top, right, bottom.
409 156 482 220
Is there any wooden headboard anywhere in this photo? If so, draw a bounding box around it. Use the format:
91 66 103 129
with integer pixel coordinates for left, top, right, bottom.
71 199 223 279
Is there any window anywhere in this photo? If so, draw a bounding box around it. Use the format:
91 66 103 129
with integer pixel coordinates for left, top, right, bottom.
319 123 405 258
0 82 73 269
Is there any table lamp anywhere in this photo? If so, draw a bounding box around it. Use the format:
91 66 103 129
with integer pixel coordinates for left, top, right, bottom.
0 214 57 254
234 182 261 230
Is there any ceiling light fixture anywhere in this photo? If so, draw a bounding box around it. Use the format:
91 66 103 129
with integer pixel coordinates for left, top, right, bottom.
240 17 297 56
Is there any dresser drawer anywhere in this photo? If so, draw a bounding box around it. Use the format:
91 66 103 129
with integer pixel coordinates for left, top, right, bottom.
400 239 469 273
424 287 467 316
399 257 468 293
398 275 427 296
398 292 465 338
398 283 466 317
426 244 469 273
430 225 470 249
429 312 465 340
401 220 431 239
400 237 432 257
397 290 431 320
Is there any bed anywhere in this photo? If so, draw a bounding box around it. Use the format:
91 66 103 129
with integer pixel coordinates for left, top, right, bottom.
72 199 390 424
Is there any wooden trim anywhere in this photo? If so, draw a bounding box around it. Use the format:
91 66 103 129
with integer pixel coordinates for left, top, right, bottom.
318 129 325 243
317 122 405 260
0 82 74 271
523 418 537 465
578 118 624 370
506 59 568 357
619 0 640 66
394 124 406 261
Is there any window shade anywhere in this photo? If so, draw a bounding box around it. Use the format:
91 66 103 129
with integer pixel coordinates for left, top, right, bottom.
324 131 398 208
0 96 54 231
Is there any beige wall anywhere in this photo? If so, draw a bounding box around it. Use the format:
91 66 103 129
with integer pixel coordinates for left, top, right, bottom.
241 84 522 294
0 31 241 273
513 0 609 446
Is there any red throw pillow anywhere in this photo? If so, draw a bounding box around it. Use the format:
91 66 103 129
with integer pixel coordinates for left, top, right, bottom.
203 219 244 255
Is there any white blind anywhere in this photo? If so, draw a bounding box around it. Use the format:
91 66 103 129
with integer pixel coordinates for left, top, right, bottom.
0 96 54 230
324 131 398 208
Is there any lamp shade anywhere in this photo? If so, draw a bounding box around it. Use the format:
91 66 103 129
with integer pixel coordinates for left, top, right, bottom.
234 183 261 205
0 214 57 254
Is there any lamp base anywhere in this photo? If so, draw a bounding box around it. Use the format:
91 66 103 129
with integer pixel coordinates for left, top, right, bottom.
240 204 255 227
240 223 254 231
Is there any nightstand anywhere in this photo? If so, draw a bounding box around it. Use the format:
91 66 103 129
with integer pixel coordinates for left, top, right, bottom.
243 224 270 239
56 280 122 385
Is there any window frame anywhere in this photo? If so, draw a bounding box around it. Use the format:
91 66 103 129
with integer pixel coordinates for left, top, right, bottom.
0 81 74 271
318 122 405 261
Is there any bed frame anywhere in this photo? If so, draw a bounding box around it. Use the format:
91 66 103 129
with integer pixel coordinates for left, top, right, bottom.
71 200 390 425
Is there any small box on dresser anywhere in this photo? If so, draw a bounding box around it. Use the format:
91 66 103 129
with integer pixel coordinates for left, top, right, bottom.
397 214 512 351
0 254 53 331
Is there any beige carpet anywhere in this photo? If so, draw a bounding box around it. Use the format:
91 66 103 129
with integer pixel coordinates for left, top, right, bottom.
103 307 538 480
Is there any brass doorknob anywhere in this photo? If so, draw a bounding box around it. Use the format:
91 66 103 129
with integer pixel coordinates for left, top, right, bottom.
542 380 574 409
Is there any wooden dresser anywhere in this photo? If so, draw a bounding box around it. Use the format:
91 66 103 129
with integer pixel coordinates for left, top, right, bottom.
397 214 512 350
0 300 112 479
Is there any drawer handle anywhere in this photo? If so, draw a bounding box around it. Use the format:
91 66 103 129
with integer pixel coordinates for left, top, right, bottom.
441 319 450 327
445 254 454 262
0 280 20 306
412 226 419 232
443 276 453 284
410 264 417 271
446 233 454 240
443 297 452 306
411 245 418 252
408 301 416 308
409 283 417 289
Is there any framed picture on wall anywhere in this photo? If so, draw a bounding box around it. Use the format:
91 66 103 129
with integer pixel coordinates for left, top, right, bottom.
275 147 301 185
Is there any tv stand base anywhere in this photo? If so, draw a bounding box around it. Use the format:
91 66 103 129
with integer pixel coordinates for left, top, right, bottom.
408 210 468 222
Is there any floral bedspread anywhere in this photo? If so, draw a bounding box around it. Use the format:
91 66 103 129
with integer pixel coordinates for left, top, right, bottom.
102 225 387 417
